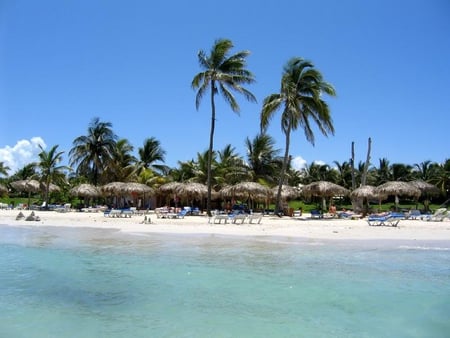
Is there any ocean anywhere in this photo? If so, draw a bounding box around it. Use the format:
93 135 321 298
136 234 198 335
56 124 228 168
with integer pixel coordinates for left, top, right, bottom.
0 224 449 337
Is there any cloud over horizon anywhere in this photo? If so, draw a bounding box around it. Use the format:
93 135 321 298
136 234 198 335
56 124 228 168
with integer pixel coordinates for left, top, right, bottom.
0 137 46 175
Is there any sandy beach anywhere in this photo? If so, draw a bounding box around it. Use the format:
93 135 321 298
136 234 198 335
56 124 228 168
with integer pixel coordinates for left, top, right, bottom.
1 209 450 242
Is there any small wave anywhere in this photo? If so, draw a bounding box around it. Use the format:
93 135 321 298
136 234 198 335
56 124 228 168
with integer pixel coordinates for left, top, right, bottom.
398 245 450 251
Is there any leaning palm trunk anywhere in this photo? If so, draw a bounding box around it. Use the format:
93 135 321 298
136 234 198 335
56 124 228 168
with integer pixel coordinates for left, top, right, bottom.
206 81 217 217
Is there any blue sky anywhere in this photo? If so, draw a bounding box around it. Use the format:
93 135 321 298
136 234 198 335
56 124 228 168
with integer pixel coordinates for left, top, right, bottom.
1 0 449 174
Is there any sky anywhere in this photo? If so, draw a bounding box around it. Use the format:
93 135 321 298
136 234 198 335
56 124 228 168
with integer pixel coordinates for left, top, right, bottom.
1 0 449 175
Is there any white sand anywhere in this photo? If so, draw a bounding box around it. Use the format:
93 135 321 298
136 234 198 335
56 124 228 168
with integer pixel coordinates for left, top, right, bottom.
1 209 450 241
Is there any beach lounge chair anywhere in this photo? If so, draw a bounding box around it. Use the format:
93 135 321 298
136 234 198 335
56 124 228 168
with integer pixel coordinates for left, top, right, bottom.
175 209 189 219
248 213 263 224
405 209 421 220
310 210 323 219
209 214 230 224
367 214 401 227
229 213 248 224
421 208 448 221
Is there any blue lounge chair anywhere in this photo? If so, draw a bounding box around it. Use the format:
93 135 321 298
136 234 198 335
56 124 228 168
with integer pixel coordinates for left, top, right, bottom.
310 210 323 219
367 213 401 227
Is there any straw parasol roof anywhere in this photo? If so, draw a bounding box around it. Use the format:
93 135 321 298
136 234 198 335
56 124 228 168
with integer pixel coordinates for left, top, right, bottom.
175 182 208 197
10 179 41 193
158 182 185 194
220 181 271 200
302 181 350 198
70 184 101 198
409 180 440 196
101 182 127 195
43 182 61 193
350 185 383 200
122 182 154 195
375 181 421 199
271 185 301 200
0 184 7 196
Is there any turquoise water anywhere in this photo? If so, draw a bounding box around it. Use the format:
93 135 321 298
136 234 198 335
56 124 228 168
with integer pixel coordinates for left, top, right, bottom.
0 225 449 338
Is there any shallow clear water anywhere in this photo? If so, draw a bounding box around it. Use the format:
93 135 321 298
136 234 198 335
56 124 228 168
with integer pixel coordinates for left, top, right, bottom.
0 225 449 338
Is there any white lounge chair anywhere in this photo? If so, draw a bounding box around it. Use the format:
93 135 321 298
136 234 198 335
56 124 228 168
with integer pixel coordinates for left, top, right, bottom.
421 208 448 222
248 213 263 224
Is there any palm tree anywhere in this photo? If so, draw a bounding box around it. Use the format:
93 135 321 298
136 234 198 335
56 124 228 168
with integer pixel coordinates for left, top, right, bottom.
69 117 117 186
333 160 353 189
35 145 70 208
138 137 168 174
391 163 414 181
10 164 36 181
0 162 10 177
107 138 138 182
216 144 249 186
429 159 450 196
413 160 434 181
192 38 256 215
261 57 336 213
245 133 282 185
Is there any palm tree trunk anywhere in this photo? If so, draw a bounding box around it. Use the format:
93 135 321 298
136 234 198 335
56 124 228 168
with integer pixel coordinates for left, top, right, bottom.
207 81 216 216
276 127 291 215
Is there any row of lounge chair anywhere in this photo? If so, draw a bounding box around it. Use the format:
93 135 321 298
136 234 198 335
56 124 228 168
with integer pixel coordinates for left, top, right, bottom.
208 212 263 224
366 208 449 226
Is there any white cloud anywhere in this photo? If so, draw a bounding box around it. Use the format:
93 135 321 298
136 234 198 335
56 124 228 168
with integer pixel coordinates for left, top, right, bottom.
291 155 307 170
0 137 46 175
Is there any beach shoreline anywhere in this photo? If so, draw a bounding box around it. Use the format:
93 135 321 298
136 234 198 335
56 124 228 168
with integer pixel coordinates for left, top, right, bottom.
1 209 450 243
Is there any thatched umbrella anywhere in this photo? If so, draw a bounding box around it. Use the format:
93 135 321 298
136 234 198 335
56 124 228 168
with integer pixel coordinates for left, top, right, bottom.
70 183 101 208
122 182 154 209
409 180 440 196
0 184 8 196
351 185 386 215
158 182 184 194
302 181 350 211
101 182 127 195
175 182 207 197
220 182 271 211
10 179 41 209
174 182 208 209
70 184 101 198
221 182 271 200
271 185 300 200
122 182 154 195
43 182 61 193
375 181 421 211
302 181 349 198
158 182 186 208
350 185 381 200
409 180 440 212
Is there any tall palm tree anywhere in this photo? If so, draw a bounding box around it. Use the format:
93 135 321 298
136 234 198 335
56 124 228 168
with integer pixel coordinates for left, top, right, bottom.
261 57 336 213
192 38 256 215
35 145 70 208
138 137 168 174
69 117 117 186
